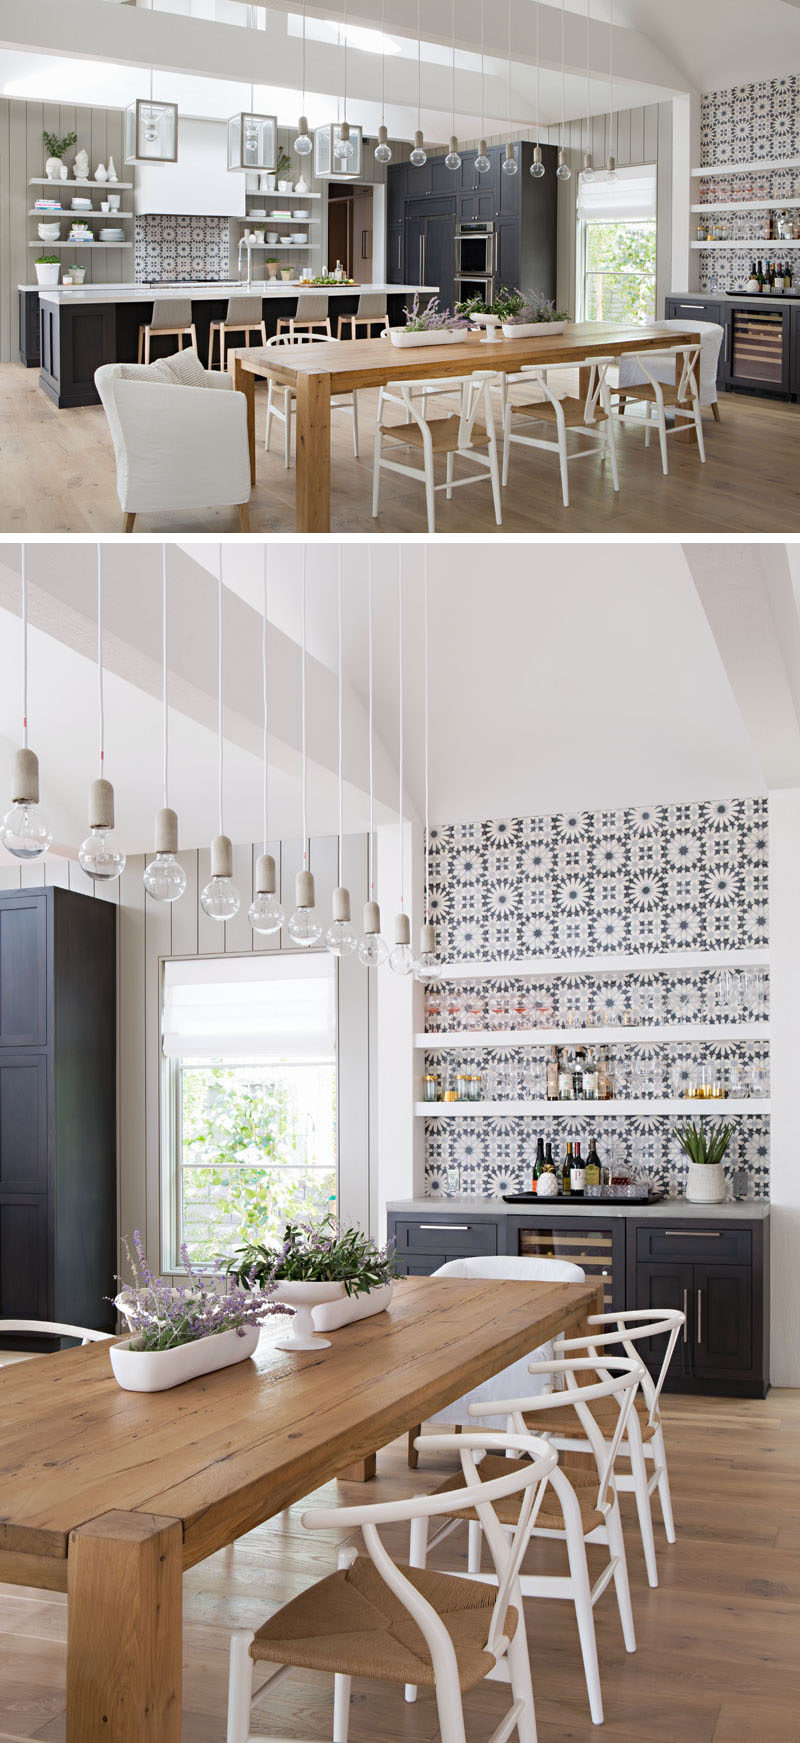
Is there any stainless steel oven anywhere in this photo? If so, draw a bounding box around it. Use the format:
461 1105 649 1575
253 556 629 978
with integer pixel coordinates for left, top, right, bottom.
455 220 495 278
454 271 496 309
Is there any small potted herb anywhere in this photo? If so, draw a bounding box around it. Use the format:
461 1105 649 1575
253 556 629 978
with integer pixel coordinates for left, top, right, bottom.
391 293 469 348
227 1217 398 1350
66 264 86 285
265 257 279 278
501 290 569 338
34 254 61 287
276 149 293 193
675 1118 734 1203
111 1233 283 1392
43 129 76 181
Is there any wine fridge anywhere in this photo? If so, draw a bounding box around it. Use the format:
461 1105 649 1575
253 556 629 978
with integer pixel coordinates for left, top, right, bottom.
729 306 791 394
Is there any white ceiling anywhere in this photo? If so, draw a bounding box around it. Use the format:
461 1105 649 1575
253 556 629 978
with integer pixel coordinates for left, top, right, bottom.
0 542 795 866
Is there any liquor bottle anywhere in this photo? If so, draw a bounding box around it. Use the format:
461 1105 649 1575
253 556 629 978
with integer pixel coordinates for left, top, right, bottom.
583 1048 598 1100
585 1136 602 1188
532 1136 545 1192
570 1140 586 1196
597 1047 612 1100
756 259 765 291
747 261 759 293
546 1046 559 1101
573 1048 586 1099
558 1049 574 1100
562 1145 571 1195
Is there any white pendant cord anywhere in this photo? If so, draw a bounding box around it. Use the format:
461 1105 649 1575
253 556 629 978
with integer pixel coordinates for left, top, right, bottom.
536 2 541 148
96 546 105 780
417 0 422 133
342 0 348 122
507 0 512 140
480 0 485 141
367 550 375 901
301 551 308 870
217 563 224 839
451 0 456 138
20 547 28 751
586 0 591 157
301 0 307 111
397 549 404 913
262 548 269 857
423 547 430 925
609 0 614 160
380 0 386 128
162 545 169 810
561 0 566 151
337 549 344 885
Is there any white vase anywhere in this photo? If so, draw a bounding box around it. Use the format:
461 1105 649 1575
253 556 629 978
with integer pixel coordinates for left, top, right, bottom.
273 1280 346 1350
684 1161 726 1204
95 162 108 183
109 1324 260 1392
312 1280 394 1333
45 156 64 181
107 156 118 182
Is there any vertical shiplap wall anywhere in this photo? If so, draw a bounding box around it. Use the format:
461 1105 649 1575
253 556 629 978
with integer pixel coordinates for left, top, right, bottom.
0 97 132 365
0 833 370 1277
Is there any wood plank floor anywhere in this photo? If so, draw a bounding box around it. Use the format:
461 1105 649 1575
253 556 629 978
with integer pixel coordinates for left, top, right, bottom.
0 1390 797 1741
1 363 799 534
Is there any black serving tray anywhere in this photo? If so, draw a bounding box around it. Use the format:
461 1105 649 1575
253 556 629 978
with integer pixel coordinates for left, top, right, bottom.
726 287 799 299
502 1191 664 1206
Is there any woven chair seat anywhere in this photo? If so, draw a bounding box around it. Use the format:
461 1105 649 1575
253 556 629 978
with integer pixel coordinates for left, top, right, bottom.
524 1391 657 1444
379 416 489 453
509 396 608 427
618 382 692 407
249 1554 515 1691
431 1453 608 1535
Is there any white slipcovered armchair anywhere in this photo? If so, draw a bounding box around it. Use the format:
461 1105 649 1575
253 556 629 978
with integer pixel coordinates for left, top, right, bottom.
95 358 252 532
617 319 725 419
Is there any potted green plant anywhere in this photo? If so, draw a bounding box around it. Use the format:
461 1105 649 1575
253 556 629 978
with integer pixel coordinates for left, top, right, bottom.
391 294 469 349
66 263 86 285
265 257 279 279
43 128 76 180
675 1117 734 1203
276 149 293 193
227 1217 398 1351
34 254 61 287
111 1233 283 1392
501 290 569 338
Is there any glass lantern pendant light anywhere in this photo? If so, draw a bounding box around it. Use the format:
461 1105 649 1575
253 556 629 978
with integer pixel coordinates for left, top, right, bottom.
358 554 388 969
374 0 392 163
249 552 285 935
326 553 357 957
288 556 322 948
531 3 546 177
228 82 278 173
606 0 618 181
314 0 363 179
389 555 413 977
201 563 239 923
294 0 314 157
474 0 490 174
444 0 461 170
414 549 441 982
582 0 594 180
556 0 572 179
125 69 178 164
410 0 427 166
337 0 356 163
79 548 126 883
502 0 518 177
0 548 52 861
143 547 186 904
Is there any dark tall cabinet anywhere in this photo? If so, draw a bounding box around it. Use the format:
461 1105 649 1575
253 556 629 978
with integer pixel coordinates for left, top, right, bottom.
0 887 117 1344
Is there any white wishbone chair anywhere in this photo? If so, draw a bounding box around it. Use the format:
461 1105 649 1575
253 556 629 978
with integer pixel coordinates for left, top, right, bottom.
226 1430 558 1743
502 357 619 508
406 1357 642 1727
614 343 705 474
527 1309 684 1589
372 370 502 532
263 333 359 467
0 1319 112 1365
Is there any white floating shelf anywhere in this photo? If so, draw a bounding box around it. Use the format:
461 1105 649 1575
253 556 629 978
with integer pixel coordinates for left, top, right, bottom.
29 240 133 249
691 158 800 176
30 176 134 189
691 200 800 213
429 948 770 982
417 1022 770 1049
30 209 132 219
417 1098 770 1118
246 191 322 199
691 239 800 249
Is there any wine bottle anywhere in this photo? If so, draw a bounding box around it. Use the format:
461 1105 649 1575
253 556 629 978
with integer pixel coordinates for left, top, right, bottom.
562 1147 571 1195
544 1140 555 1170
583 1048 598 1100
546 1046 559 1102
533 1136 545 1192
570 1140 586 1196
585 1136 601 1188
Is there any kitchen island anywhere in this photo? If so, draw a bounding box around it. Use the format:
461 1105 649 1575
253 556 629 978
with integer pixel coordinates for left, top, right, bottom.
20 280 433 408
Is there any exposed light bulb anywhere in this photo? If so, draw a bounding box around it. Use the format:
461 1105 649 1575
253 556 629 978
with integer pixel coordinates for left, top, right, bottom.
326 886 357 956
248 853 284 935
556 146 572 180
288 868 322 947
582 151 595 181
605 153 618 182
410 130 427 167
445 135 461 171
78 779 126 883
358 899 388 968
294 115 313 156
502 143 518 176
530 145 546 178
200 834 239 921
143 809 186 904
474 139 490 174
0 750 51 860
413 922 441 982
335 123 356 162
389 912 414 976
374 124 392 164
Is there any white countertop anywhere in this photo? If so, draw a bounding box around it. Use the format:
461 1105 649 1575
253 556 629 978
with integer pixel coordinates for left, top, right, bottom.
670 289 799 305
23 281 428 304
387 1196 770 1221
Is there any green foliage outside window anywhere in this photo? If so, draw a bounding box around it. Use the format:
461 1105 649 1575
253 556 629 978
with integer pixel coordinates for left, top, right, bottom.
583 221 656 324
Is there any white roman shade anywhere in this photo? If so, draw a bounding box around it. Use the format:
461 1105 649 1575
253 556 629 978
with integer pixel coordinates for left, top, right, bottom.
577 163 657 222
162 954 336 1062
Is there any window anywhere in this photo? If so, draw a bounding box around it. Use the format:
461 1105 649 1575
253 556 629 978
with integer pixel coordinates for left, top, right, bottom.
162 954 337 1268
577 164 657 324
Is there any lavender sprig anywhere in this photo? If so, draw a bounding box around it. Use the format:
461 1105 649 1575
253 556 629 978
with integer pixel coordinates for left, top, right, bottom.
115 1233 289 1353
402 293 468 333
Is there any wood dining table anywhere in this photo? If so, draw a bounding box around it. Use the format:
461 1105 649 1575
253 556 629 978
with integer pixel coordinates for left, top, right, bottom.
0 1273 601 1741
232 320 700 532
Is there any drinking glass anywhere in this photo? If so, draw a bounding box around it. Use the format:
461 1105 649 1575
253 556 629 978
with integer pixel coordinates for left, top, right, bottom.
523 1058 546 1100
444 989 465 1032
487 988 507 1031
462 989 484 1031
425 991 444 1032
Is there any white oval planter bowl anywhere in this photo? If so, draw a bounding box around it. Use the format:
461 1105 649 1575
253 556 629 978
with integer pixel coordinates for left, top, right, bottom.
313 1280 394 1333
502 320 567 339
389 328 469 348
684 1161 726 1204
110 1324 260 1393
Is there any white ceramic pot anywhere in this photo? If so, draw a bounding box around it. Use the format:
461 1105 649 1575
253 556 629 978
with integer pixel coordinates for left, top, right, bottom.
272 1280 346 1350
35 262 61 286
277 180 294 193
684 1161 726 1204
38 223 61 242
312 1280 394 1333
109 1324 259 1392
45 156 66 181
502 320 567 339
389 328 469 348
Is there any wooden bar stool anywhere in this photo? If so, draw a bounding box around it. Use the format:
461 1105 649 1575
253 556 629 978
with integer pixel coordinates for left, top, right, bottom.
138 297 197 365
207 294 268 371
276 292 331 340
337 290 388 339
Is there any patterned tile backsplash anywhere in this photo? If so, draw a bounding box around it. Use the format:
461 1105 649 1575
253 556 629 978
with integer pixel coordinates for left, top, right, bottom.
698 77 800 294
135 215 231 283
424 798 770 1202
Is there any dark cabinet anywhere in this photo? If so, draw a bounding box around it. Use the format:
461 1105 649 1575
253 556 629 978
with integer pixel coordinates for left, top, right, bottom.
665 293 800 400
19 289 41 368
392 1215 499 1275
0 888 117 1348
406 197 458 312
792 306 800 398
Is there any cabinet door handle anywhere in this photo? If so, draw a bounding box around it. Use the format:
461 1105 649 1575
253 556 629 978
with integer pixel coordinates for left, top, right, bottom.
724 325 729 361
682 1290 688 1342
697 1288 703 1344
420 1223 469 1231
420 236 426 282
663 1230 721 1238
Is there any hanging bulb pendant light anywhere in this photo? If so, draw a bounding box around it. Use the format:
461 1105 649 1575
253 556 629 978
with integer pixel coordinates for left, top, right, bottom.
326 554 356 957
1 549 52 861
374 0 392 163
582 0 594 180
336 0 356 163
445 0 461 169
288 555 322 948
79 549 125 884
294 0 313 155
201 560 239 922
474 0 490 173
606 0 618 180
389 556 413 977
144 548 186 904
556 0 572 180
410 0 427 167
358 555 388 968
531 3 546 177
502 0 518 176
249 553 285 935
413 550 441 983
